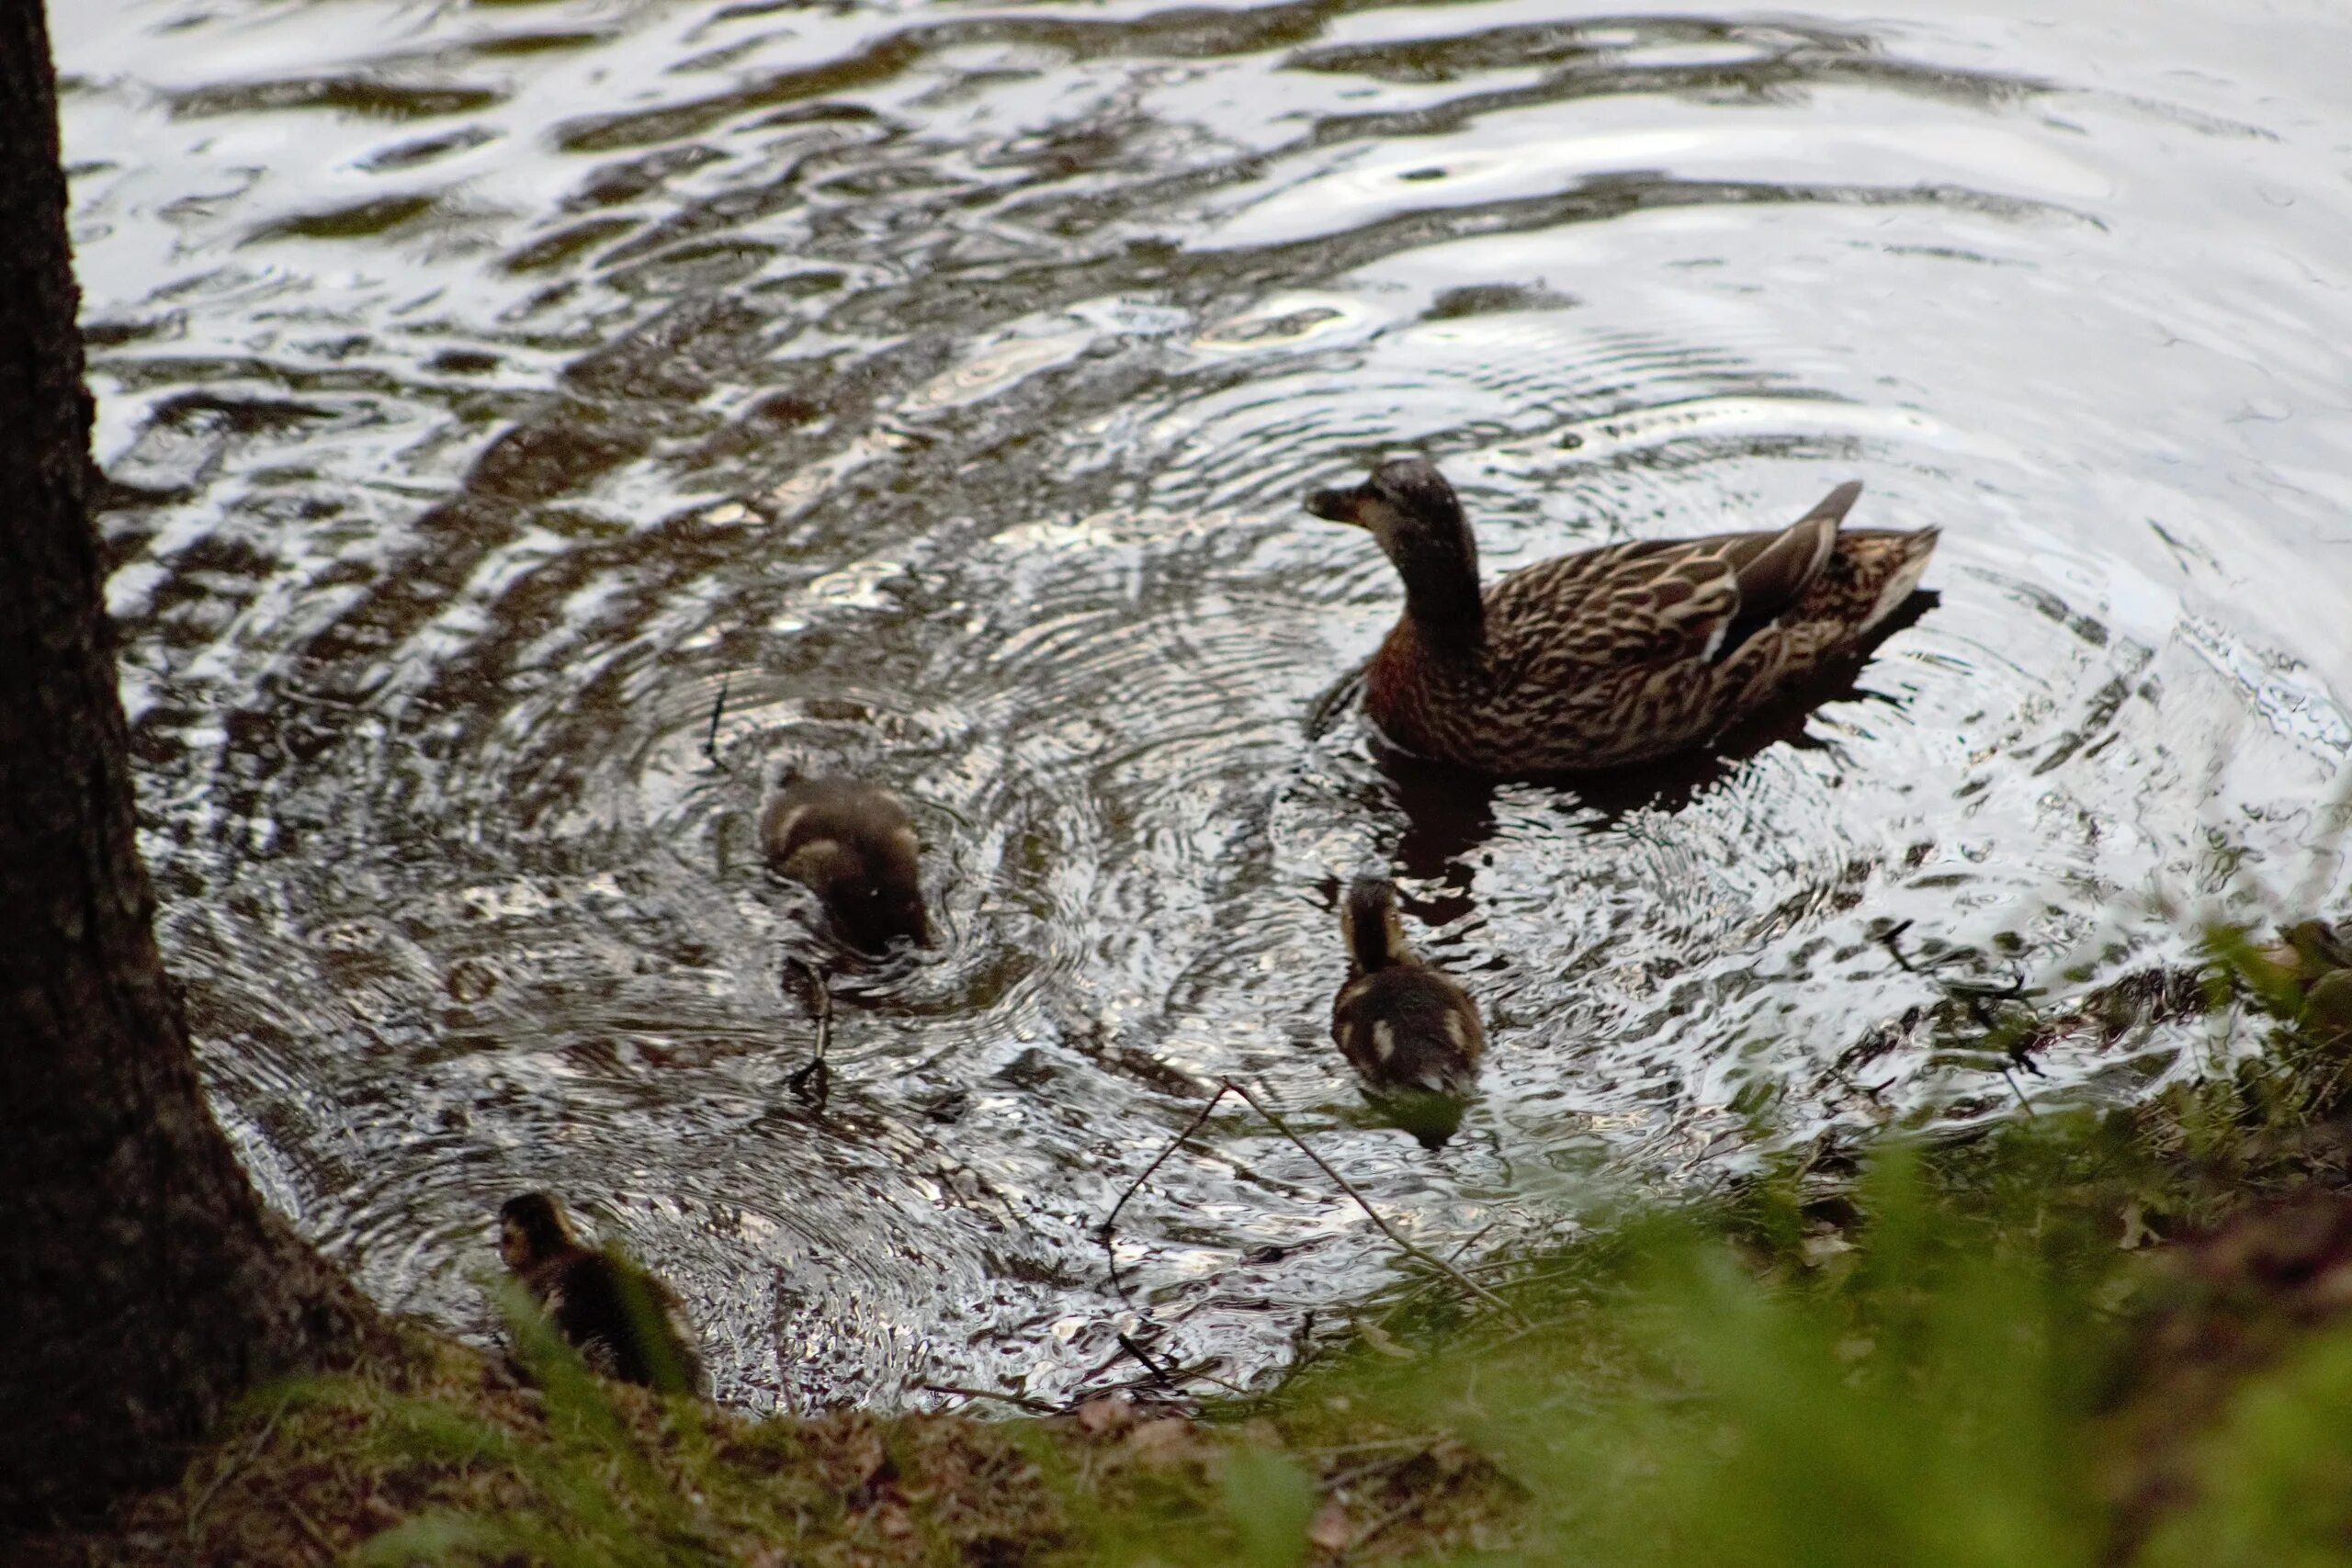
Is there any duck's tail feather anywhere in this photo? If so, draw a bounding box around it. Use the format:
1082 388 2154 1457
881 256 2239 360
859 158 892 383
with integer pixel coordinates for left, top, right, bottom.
1710 482 1860 664
1843 527 1940 632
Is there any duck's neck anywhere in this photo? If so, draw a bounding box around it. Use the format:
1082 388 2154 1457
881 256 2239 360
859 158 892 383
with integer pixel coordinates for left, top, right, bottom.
1348 918 1400 975
1342 884 1420 975
1389 529 1485 651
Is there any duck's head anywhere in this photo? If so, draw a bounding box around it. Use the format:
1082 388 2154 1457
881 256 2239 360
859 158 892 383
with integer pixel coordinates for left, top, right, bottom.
1339 875 1412 974
499 1191 579 1272
1306 457 1482 631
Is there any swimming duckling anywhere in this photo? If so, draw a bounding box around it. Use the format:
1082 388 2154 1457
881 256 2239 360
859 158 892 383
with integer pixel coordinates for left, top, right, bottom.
497 1192 704 1394
1306 457 1939 775
760 773 931 955
1331 877 1485 1149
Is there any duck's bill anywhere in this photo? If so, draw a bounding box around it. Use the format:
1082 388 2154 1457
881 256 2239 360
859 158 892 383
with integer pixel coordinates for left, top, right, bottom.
1305 486 1365 525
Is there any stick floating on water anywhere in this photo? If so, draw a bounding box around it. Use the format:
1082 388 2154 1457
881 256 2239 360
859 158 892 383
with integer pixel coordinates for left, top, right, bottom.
1099 1082 1235 1245
703 675 730 770
1093 1076 1519 1321
786 956 832 1111
1221 1078 1521 1321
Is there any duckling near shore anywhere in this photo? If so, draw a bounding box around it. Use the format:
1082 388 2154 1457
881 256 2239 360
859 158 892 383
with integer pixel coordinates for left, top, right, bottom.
497 1192 704 1394
1306 457 1939 775
760 773 932 955
1331 877 1485 1149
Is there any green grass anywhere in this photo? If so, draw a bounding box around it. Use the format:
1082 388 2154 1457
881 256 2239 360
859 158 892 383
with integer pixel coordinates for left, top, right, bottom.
20 916 2352 1566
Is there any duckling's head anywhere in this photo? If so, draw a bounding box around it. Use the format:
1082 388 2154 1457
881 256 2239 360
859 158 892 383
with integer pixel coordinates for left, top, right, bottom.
499 1191 579 1272
1339 875 1413 974
1306 457 1482 630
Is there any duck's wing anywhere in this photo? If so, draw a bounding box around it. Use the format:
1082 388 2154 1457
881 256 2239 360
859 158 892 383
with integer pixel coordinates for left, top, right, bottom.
1706 481 1855 660
1488 481 1858 671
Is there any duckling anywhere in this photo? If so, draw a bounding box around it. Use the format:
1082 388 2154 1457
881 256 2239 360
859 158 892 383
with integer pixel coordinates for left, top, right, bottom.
1331 877 1485 1149
497 1192 704 1394
760 773 931 955
1306 458 1939 775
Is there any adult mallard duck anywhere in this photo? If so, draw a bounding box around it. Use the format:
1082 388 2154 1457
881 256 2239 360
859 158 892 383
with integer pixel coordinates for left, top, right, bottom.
497 1192 704 1394
1331 877 1485 1149
761 773 932 955
1306 457 1939 775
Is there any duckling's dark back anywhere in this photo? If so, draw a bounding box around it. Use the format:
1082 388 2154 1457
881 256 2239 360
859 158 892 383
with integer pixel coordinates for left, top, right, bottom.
1332 966 1485 1100
760 774 931 954
1329 878 1485 1151
500 1193 703 1394
522 1248 704 1394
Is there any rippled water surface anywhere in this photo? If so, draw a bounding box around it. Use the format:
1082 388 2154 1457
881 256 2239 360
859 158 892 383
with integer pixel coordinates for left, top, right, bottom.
60 0 2352 1408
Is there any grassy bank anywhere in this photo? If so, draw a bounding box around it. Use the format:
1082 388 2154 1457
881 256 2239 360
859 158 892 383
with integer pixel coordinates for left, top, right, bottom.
20 919 2352 1567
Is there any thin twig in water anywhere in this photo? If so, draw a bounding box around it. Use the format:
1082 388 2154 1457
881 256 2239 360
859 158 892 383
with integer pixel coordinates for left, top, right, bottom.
1083 1354 1248 1403
703 675 730 770
1445 1220 1498 1263
1883 922 2053 1105
1115 1332 1174 1389
787 957 832 1111
919 1382 1058 1415
1221 1078 1523 1323
1098 1086 1240 1304
1182 1366 1253 1398
1105 1335 1250 1401
1076 1337 1153 1387
1099 1082 1236 1249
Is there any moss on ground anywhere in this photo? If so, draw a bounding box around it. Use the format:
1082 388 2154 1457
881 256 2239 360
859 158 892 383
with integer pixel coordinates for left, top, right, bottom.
18 918 2352 1566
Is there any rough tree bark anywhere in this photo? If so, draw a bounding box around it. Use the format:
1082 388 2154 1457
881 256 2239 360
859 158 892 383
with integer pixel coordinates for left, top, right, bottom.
0 1 372 1524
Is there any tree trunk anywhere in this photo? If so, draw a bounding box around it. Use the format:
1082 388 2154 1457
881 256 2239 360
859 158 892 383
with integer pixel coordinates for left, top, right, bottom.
0 2 372 1524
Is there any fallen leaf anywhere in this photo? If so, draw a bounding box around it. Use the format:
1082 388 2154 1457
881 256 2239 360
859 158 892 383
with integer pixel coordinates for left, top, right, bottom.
843 1444 900 1512
1125 1417 1195 1465
1076 1395 1136 1438
1428 1437 1475 1476
1307 1500 1352 1553
1800 1231 1856 1265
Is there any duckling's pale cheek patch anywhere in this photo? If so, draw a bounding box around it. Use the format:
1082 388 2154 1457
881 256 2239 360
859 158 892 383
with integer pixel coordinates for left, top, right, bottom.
1373 1021 1396 1062
1443 1013 1469 1051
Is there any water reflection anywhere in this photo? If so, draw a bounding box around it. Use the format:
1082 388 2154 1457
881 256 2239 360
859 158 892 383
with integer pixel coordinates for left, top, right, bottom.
59 0 2352 1410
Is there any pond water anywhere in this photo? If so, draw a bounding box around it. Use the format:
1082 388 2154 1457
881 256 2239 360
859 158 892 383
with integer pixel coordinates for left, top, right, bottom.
59 0 2352 1410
